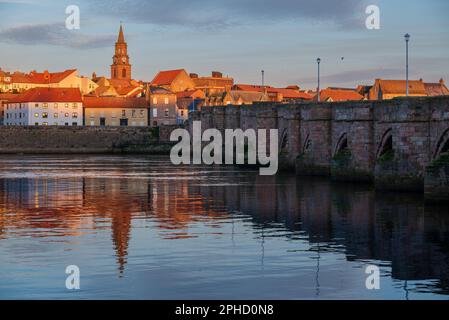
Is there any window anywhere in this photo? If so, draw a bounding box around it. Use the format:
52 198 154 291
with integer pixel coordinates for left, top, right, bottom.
65 123 69 126
35 104 39 108
64 113 69 117
153 97 158 105
90 120 95 126
153 109 157 117
140 110 144 117
122 69 127 78
42 122 48 126
180 110 184 116
72 103 77 109
54 122 58 126
43 103 48 108
111 112 116 118
122 110 126 117
132 110 136 118
54 113 58 118
35 122 39 126
72 112 78 118
165 109 169 117
54 103 58 108
164 97 169 105
42 112 48 118
72 122 78 126
65 103 69 108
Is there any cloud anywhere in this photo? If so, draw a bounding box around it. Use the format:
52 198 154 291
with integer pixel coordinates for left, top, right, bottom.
0 23 116 49
85 0 369 29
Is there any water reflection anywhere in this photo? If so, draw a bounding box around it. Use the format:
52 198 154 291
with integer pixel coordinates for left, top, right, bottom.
0 155 448 299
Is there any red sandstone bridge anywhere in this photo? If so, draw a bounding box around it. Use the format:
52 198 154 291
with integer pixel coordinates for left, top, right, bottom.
189 96 449 202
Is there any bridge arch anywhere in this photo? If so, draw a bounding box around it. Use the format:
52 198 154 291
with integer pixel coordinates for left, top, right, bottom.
280 129 289 154
334 133 349 157
433 128 449 159
376 128 394 160
302 133 312 155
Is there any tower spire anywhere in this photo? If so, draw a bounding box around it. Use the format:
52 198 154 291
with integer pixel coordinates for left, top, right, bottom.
117 23 125 43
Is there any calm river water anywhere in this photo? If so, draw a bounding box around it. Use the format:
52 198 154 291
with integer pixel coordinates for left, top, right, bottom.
0 155 448 300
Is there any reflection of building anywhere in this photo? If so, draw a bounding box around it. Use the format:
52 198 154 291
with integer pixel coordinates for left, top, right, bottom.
4 87 83 126
83 96 148 127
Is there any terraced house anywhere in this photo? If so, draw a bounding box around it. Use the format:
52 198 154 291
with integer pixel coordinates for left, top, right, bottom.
4 88 83 126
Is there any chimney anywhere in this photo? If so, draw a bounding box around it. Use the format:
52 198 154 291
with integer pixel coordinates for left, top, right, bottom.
440 78 445 85
212 71 222 78
190 73 198 79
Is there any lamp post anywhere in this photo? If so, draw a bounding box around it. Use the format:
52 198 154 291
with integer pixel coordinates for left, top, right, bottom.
405 33 410 97
317 58 321 102
261 70 265 89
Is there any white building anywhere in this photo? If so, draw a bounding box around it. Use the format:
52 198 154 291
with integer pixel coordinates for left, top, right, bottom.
4 88 83 126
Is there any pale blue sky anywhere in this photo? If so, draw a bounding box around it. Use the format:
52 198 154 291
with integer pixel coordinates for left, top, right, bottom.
0 0 448 89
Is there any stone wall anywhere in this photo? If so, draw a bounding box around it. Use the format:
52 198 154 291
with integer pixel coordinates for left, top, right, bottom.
190 96 449 200
0 126 168 154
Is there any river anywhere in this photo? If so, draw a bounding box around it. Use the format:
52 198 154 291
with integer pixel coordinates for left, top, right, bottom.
0 155 448 300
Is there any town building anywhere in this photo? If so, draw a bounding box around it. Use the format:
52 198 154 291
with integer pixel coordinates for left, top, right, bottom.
206 90 269 106
190 71 234 96
314 88 365 102
151 69 195 93
83 96 148 127
232 84 312 103
4 88 83 126
148 86 178 126
370 79 428 100
0 93 18 125
0 68 98 95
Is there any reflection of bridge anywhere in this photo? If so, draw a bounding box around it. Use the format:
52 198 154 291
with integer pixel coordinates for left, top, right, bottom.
190 96 449 201
195 175 449 295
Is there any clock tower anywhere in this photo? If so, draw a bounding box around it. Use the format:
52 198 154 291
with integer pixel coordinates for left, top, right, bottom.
111 24 131 81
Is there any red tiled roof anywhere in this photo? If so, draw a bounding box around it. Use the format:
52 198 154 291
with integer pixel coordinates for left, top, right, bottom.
316 88 364 102
28 69 76 84
424 81 449 96
0 93 19 101
83 96 148 109
8 88 82 103
176 89 204 99
270 88 312 100
376 79 426 95
233 84 312 100
151 69 185 86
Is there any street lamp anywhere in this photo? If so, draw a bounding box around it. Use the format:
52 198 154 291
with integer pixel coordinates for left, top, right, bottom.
405 33 410 97
261 70 265 88
317 58 321 102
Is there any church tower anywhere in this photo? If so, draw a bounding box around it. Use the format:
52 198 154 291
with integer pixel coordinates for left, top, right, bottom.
111 24 131 81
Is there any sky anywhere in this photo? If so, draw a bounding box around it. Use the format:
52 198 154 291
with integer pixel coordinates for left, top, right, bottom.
0 0 448 89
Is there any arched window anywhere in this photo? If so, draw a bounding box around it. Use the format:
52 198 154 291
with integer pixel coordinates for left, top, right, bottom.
122 68 127 78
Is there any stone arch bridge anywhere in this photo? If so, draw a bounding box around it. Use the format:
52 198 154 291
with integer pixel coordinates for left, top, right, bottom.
189 96 449 202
